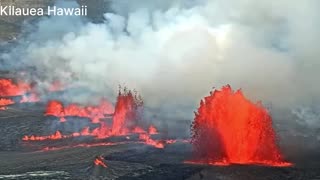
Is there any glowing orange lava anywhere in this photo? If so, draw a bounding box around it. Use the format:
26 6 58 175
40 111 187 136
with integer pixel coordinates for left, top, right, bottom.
0 79 30 97
112 88 143 135
23 88 163 148
0 78 40 107
45 99 114 123
40 142 125 152
22 131 64 141
94 156 108 168
190 85 292 167
148 125 158 135
139 134 164 149
0 98 14 106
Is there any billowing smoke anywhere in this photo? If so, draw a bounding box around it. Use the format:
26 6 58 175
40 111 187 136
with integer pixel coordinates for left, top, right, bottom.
1 0 320 150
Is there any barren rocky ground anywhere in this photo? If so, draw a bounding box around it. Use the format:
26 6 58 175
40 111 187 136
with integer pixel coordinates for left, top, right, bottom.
0 104 320 179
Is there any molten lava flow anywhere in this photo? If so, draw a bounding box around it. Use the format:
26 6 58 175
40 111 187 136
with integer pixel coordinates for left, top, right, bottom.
148 125 158 135
22 131 64 141
91 122 110 139
45 100 64 117
45 99 114 123
40 142 125 152
22 87 165 148
190 85 292 166
94 156 108 168
0 78 40 108
112 88 144 135
0 79 30 97
139 134 164 149
0 98 14 106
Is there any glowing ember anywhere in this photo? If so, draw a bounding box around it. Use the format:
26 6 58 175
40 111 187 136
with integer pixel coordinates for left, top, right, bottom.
94 156 108 168
0 79 30 97
190 85 292 166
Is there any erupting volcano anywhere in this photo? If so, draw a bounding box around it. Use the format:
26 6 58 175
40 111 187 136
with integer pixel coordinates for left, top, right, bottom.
22 87 169 149
190 85 291 166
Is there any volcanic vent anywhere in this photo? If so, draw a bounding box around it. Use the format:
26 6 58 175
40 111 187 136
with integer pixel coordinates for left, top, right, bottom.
21 86 174 150
190 85 291 166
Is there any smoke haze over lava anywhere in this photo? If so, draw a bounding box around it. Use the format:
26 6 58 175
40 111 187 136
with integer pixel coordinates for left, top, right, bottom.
1 0 320 161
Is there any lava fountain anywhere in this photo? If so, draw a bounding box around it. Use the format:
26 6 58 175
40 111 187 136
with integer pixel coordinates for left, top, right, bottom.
22 87 168 149
190 85 291 166
112 88 144 135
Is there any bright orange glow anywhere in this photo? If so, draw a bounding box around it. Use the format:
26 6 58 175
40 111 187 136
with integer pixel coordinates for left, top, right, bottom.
139 134 164 149
0 78 41 107
45 99 114 123
0 98 14 106
0 79 30 97
148 125 158 135
132 126 146 134
190 85 292 167
112 89 143 135
94 156 107 168
23 88 162 146
22 131 64 141
40 142 125 152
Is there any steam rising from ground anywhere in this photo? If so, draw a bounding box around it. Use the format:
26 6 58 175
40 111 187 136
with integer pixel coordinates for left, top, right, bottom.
1 0 320 144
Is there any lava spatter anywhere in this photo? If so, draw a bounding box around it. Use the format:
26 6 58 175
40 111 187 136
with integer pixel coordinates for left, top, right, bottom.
111 88 144 135
190 85 292 166
94 156 108 168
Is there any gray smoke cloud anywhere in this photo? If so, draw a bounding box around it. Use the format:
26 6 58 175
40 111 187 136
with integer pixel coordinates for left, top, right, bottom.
2 0 320 148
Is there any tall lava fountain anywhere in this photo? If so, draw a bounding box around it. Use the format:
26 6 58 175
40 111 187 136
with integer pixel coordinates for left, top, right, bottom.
190 85 291 166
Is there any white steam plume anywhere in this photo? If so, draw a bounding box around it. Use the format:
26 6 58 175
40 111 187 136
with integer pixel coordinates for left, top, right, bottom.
2 0 320 132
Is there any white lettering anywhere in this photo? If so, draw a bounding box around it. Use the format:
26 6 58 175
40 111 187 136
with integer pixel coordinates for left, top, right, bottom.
0 6 8 15
47 6 56 16
64 8 74 16
29 8 36 16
